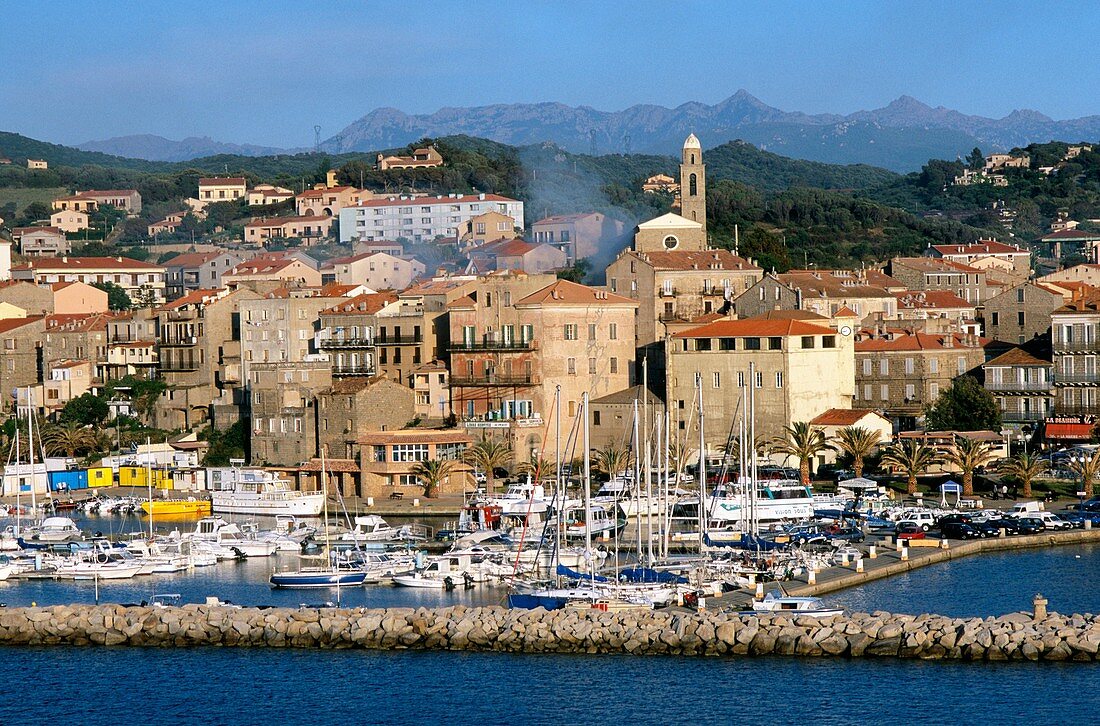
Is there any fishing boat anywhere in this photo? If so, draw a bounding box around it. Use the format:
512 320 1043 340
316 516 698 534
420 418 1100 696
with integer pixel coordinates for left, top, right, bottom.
211 469 325 517
392 552 506 588
749 591 844 618
140 497 212 516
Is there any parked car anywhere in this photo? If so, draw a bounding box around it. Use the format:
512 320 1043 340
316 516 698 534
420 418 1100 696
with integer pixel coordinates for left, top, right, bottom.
895 522 926 541
898 511 936 532
1035 512 1073 531
1015 518 1044 535
937 513 973 527
987 518 1021 535
970 520 1004 538
825 525 866 544
940 521 982 539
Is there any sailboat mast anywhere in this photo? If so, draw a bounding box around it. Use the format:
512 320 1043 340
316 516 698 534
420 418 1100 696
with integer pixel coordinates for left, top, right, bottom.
696 372 705 552
13 404 21 535
554 385 562 584
146 436 153 540
632 398 641 559
749 361 758 536
26 388 37 519
582 392 592 581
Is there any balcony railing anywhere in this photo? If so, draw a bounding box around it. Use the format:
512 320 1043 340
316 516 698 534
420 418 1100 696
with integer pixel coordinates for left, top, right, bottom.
1053 373 1100 385
375 335 423 346
658 288 678 298
449 340 536 352
165 310 198 321
1053 342 1100 353
1053 404 1100 416
987 380 1052 392
318 336 375 349
160 336 198 347
1001 410 1049 422
333 364 377 377
160 361 199 372
450 373 539 387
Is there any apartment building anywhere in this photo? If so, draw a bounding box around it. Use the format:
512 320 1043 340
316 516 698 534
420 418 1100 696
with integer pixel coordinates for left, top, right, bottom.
893 290 975 323
736 271 898 322
982 281 1064 343
50 210 88 233
243 215 333 246
460 210 517 248
339 193 524 244
197 177 246 203
887 257 991 305
18 256 166 306
164 250 252 301
376 144 443 170
983 347 1053 429
666 315 854 447
316 292 400 377
855 331 989 429
12 226 71 257
0 317 47 410
239 287 350 382
52 189 142 215
1050 293 1100 416
295 185 367 217
222 255 322 289
929 240 1030 282
320 252 425 291
467 239 568 275
531 212 627 264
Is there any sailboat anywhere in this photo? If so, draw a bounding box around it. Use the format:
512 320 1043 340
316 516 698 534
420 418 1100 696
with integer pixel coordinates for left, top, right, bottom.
269 447 367 589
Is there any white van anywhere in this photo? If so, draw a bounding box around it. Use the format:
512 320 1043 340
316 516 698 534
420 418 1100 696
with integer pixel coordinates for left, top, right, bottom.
1010 501 1042 517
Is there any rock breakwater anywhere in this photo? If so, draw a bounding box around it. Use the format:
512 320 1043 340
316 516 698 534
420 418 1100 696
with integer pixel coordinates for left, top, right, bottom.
1 604 1099 661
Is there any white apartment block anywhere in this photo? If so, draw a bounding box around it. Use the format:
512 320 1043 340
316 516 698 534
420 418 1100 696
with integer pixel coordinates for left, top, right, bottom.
339 193 524 244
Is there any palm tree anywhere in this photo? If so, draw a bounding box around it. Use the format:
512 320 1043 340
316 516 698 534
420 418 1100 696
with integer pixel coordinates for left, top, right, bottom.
516 457 554 482
770 421 834 486
1068 450 1100 498
41 422 97 458
721 434 768 470
834 426 882 478
998 452 1047 498
880 439 941 495
462 435 512 494
944 437 995 497
591 441 631 481
411 458 455 499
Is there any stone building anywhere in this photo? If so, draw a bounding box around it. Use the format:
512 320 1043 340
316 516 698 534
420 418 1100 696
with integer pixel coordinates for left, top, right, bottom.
854 331 990 430
666 315 855 447
358 429 474 498
982 347 1053 430
0 317 46 410
249 360 332 466
164 250 252 301
929 240 1031 282
531 212 627 264
886 257 993 306
0 281 53 316
981 281 1065 343
238 287 349 382
316 377 416 460
589 385 664 454
735 271 898 323
1050 293 1100 416
317 292 400 378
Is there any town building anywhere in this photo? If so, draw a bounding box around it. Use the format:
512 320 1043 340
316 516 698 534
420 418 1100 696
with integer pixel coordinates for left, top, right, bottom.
320 252 425 291
316 292 399 378
295 185 366 217
17 256 166 306
736 271 898 322
222 255 322 289
339 193 524 245
246 184 294 207
460 210 518 248
40 359 96 416
887 257 993 305
238 287 350 382
243 215 333 246
929 240 1031 282
450 278 637 462
103 340 158 382
249 360 332 466
642 173 678 194
589 385 663 454
316 377 416 460
982 347 1053 429
12 227 70 257
1050 292 1100 417
0 317 47 410
0 281 53 316
376 145 443 171
467 238 568 275
809 408 893 466
358 429 473 497
530 212 628 265
52 189 142 215
164 250 252 301
49 210 88 233
982 281 1065 343
197 177 247 204
893 290 975 323
854 331 990 430
411 360 450 421
43 313 111 374
27 159 47 170
51 281 108 315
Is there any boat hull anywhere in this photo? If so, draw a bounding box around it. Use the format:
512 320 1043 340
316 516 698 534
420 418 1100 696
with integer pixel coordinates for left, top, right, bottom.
141 500 212 516
270 571 368 588
211 492 325 517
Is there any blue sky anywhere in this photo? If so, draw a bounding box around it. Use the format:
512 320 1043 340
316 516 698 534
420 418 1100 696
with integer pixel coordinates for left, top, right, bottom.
1 1 1096 147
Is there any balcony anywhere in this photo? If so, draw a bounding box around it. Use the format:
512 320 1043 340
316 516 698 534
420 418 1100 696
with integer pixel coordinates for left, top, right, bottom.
1001 410 1049 423
318 336 375 349
1053 404 1100 416
333 364 377 377
450 373 539 387
160 336 198 347
1053 373 1100 386
701 287 726 296
376 335 423 346
659 312 685 323
986 380 1052 392
449 340 536 352
1053 342 1100 353
160 360 199 372
658 287 678 298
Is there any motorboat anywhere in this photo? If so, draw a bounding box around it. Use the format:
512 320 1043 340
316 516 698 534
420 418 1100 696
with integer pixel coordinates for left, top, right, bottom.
23 516 83 544
338 515 427 544
141 498 211 517
269 555 369 589
211 469 325 517
55 547 144 580
177 516 277 557
557 502 627 541
392 552 508 588
675 478 815 524
749 591 844 618
486 481 550 517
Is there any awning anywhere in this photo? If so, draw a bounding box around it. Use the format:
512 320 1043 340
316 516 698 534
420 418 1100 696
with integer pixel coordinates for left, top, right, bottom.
1045 422 1094 440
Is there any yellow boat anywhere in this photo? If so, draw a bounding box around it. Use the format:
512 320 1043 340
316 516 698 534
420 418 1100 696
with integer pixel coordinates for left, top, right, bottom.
140 498 212 516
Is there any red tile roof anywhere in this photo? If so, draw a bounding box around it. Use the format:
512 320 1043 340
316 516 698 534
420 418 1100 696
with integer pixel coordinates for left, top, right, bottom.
0 316 45 333
983 347 1051 367
158 288 227 311
855 332 988 352
164 251 224 268
349 193 518 209
1041 228 1100 241
245 215 329 228
12 226 62 236
893 290 973 309
516 279 636 306
810 409 884 426
674 317 836 339
931 241 1026 256
297 186 356 199
633 249 761 271
28 256 163 271
319 292 399 316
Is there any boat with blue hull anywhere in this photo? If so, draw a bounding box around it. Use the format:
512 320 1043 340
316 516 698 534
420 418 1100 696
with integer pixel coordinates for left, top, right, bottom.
269 568 368 589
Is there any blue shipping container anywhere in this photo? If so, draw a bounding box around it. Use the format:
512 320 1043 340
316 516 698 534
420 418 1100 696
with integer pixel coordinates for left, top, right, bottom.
48 470 88 492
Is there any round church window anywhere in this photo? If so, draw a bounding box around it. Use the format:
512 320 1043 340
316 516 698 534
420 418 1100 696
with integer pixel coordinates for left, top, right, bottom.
663 235 678 250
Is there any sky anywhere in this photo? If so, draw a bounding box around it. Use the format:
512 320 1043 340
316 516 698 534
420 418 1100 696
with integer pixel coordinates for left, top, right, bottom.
2 0 1098 148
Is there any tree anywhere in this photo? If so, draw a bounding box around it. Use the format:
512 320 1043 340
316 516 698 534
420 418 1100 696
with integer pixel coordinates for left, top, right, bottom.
556 258 592 283
880 439 941 495
967 147 985 171
516 457 554 482
923 375 1001 432
41 422 97 458
462 435 511 494
998 452 1047 498
59 393 109 426
834 426 882 478
1068 450 1100 498
770 421 834 485
590 441 631 482
944 437 995 497
92 281 132 311
411 458 455 499
202 421 248 466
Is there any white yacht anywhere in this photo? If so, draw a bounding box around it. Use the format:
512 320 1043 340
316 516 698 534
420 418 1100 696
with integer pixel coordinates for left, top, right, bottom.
675 478 815 524
24 516 83 544
338 515 427 544
210 469 325 517
750 591 844 618
177 516 277 557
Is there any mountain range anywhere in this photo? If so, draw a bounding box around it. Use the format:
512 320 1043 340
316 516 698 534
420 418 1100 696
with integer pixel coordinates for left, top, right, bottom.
72 91 1100 172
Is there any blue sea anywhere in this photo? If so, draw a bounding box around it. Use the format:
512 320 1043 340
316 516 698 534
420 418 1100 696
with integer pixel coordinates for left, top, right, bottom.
0 517 1096 725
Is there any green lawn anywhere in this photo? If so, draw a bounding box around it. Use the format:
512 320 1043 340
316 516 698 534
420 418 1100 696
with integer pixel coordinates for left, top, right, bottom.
0 186 66 216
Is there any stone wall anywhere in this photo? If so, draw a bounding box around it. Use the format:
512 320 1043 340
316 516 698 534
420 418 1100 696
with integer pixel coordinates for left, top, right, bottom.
1 604 1098 661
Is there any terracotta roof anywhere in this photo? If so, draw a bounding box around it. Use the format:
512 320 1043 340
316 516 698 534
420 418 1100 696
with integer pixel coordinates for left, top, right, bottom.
164 251 224 268
891 257 983 274
109 340 156 349
446 294 477 309
471 238 539 257
674 317 836 339
299 458 360 473
855 332 989 352
350 193 518 209
199 177 246 186
158 288 227 311
12 226 62 236
810 409 884 426
632 249 760 272
778 272 892 299
320 292 398 316
45 313 113 332
318 282 362 297
516 279 636 307
28 256 162 271
297 186 356 199
402 278 476 297
0 316 44 333
1041 228 1100 241
893 290 973 309
687 312 726 324
752 309 830 321
931 241 1026 256
51 359 88 369
833 306 860 317
226 258 299 276
983 347 1051 367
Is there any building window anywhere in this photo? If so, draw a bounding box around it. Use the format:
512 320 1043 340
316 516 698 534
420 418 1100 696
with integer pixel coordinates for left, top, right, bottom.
821 336 836 348
712 372 720 389
930 358 939 374
905 358 914 375
863 384 872 400
930 382 939 399
1017 287 1025 303
958 357 967 375
755 371 763 388
594 411 601 426
1018 311 1025 326
392 443 429 462
588 358 596 374
588 324 597 341
991 312 999 326
905 384 916 401
564 324 577 340
880 384 889 400
744 337 761 350
768 337 782 350
776 372 783 388
610 357 618 374
801 336 814 349
567 358 576 374
609 323 617 340
862 359 872 376
738 371 745 388
879 360 889 375
719 338 735 351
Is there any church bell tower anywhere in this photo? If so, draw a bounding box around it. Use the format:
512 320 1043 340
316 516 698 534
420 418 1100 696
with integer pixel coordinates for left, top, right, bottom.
679 133 706 231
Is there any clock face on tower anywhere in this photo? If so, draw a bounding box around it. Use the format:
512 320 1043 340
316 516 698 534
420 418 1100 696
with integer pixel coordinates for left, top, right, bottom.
663 235 678 250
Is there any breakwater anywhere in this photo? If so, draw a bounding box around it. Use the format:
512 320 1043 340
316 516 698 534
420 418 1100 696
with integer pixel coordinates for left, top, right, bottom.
1 603 1098 661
